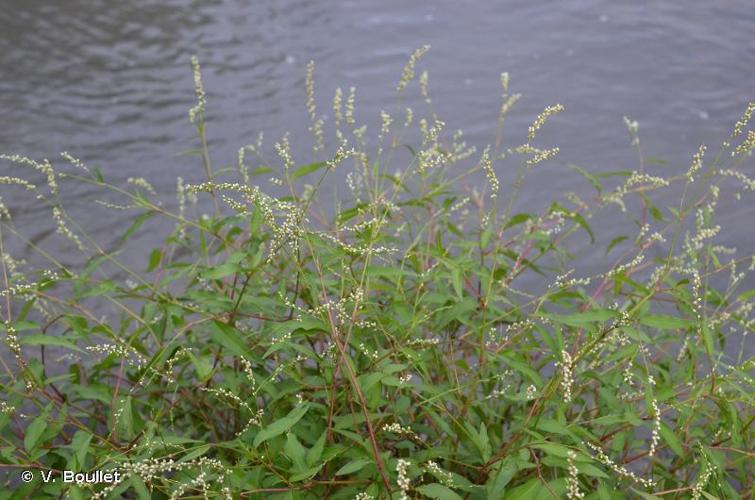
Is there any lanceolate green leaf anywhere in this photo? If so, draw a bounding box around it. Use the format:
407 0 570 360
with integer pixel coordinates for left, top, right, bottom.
291 161 327 180
416 483 463 500
253 404 310 447
640 314 695 330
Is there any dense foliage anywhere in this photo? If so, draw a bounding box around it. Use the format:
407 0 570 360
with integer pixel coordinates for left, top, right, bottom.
1 50 753 499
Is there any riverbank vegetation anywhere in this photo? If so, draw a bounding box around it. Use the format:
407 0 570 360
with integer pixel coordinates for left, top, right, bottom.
1 48 753 498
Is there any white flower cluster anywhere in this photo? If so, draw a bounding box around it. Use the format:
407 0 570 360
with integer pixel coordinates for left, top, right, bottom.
623 116 640 146
509 143 560 167
305 60 317 121
316 231 397 259
397 45 430 93
0 154 57 196
0 196 9 220
304 61 324 153
86 343 146 367
648 398 661 457
127 177 156 195
485 369 514 400
0 400 15 414
409 337 441 347
0 175 37 194
404 107 413 128
425 460 454 487
525 384 537 400
626 171 670 190
528 104 565 142
396 458 411 500
345 87 357 125
690 461 716 500
61 151 89 173
202 386 264 436
417 119 448 173
585 441 654 488
686 185 721 254
566 450 584 499
52 206 86 251
0 281 39 299
380 110 392 139
240 356 256 392
358 342 379 361
94 456 227 500
686 145 706 182
382 422 416 439
719 169 755 191
188 56 206 123
164 347 192 378
274 134 295 172
732 101 754 138
5 321 24 366
731 129 755 157
499 93 521 125
607 253 645 278
557 350 575 403
554 271 593 289
419 70 431 104
480 146 498 199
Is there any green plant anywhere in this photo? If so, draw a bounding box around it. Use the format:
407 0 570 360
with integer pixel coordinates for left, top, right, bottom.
0 48 753 499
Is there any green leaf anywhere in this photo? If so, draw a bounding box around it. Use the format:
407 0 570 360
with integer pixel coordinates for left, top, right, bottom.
253 404 310 447
24 405 51 452
481 227 493 248
606 235 628 255
70 431 92 467
576 462 609 478
147 249 162 272
640 315 694 330
548 308 618 327
571 212 595 243
291 162 327 181
464 422 491 462
130 476 151 500
306 431 327 467
630 489 663 500
451 268 463 299
659 422 684 457
570 164 602 193
203 262 240 280
118 211 155 245
486 458 517 498
20 334 83 352
178 444 211 464
505 213 533 229
701 323 715 358
284 432 308 472
530 442 574 459
597 483 613 500
189 353 214 381
416 483 463 500
290 464 324 482
335 459 371 476
210 321 250 357
506 478 541 499
117 396 135 440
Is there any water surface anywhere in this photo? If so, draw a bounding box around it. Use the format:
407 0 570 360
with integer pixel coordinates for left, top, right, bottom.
1 0 753 275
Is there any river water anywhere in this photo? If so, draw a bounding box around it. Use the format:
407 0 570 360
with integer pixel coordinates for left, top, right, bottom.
0 0 753 285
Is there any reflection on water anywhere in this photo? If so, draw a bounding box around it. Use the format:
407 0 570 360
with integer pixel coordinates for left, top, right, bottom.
1 0 753 267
